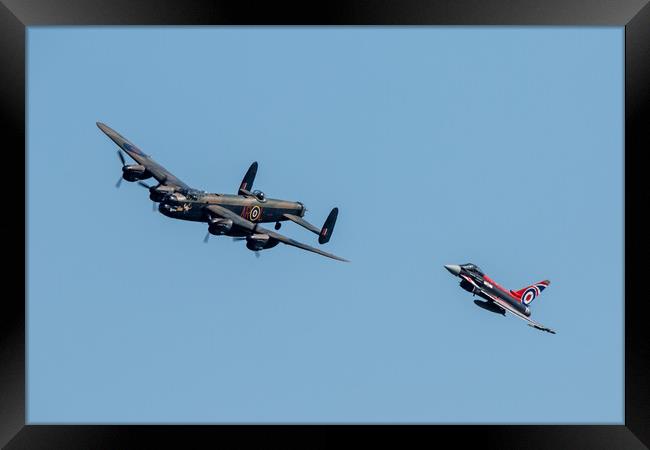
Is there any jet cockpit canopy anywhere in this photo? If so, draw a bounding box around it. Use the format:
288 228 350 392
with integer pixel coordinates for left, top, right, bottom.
462 263 484 275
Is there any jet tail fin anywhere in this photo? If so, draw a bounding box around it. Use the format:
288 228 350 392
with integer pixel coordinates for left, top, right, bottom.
510 280 550 305
238 161 258 195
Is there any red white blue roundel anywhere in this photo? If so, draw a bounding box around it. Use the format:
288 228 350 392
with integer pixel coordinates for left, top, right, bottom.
522 288 538 304
521 283 547 305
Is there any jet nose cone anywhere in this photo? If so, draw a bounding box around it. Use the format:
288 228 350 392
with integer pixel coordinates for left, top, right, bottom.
444 264 461 276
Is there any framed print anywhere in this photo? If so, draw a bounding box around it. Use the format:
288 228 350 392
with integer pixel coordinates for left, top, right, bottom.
4 0 649 448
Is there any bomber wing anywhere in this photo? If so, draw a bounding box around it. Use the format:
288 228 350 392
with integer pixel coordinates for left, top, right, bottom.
204 204 348 262
97 122 191 190
259 227 349 262
204 204 256 231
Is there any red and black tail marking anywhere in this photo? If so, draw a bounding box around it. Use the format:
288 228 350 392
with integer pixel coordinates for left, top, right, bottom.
510 280 550 305
239 161 258 195
318 207 338 244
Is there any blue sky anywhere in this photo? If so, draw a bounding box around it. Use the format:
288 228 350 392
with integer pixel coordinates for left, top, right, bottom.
27 27 623 423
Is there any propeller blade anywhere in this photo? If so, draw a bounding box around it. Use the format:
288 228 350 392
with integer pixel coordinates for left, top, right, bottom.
115 176 123 188
117 150 126 166
152 202 157 212
204 232 210 243
255 251 260 258
232 237 246 241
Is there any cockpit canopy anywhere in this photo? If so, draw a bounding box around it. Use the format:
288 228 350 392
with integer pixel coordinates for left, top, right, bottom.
461 263 484 275
168 193 187 202
253 190 266 202
178 188 206 201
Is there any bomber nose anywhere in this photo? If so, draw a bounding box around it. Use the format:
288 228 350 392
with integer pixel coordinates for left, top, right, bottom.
444 264 461 276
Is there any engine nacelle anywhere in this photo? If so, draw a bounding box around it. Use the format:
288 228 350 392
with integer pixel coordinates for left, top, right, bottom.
122 164 152 182
208 218 233 235
149 185 175 202
245 234 279 251
474 299 506 316
460 279 477 294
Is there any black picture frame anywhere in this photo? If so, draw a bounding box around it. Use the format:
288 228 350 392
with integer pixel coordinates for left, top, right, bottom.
3 1 648 448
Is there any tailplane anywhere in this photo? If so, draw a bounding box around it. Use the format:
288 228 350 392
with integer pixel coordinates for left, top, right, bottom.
510 280 550 305
282 207 339 245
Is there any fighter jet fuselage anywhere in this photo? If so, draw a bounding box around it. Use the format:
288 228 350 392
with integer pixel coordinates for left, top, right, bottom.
444 263 555 334
446 264 531 317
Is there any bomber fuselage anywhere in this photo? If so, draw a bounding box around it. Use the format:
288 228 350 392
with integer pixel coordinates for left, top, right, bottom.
158 191 304 228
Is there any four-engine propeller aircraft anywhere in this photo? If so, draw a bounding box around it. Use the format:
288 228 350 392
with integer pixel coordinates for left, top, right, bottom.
97 122 348 262
444 263 556 334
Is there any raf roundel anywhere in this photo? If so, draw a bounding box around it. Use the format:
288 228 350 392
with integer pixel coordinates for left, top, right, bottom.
123 142 145 156
249 205 262 221
522 287 538 305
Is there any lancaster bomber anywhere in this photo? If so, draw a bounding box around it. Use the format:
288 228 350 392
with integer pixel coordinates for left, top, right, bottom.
444 263 555 334
97 122 347 262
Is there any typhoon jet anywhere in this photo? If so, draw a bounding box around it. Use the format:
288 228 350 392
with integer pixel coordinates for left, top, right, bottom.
97 122 347 262
444 263 555 334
